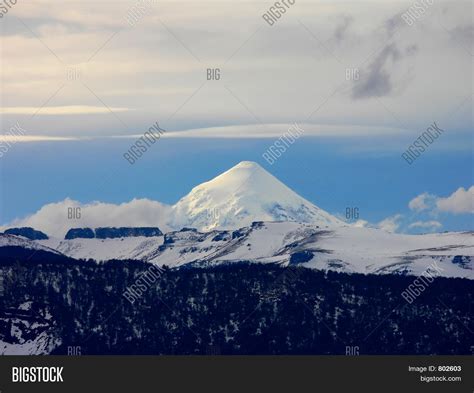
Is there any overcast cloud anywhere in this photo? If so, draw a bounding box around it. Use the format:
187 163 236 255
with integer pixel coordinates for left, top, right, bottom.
0 0 472 142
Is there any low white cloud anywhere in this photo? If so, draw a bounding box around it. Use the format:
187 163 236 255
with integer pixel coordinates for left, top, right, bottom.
1 123 409 142
352 214 403 233
366 185 473 234
377 214 402 233
436 186 474 214
408 220 442 230
352 219 369 228
2 198 172 238
408 192 435 212
409 186 473 215
163 123 408 139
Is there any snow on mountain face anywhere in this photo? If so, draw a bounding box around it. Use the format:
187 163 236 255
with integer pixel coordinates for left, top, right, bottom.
302 226 474 278
172 161 343 231
147 227 234 266
0 234 61 255
39 222 472 279
198 222 473 279
40 227 232 264
0 302 61 355
41 236 165 262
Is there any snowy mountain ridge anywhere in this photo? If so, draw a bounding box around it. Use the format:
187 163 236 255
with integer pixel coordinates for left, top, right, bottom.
10 222 469 279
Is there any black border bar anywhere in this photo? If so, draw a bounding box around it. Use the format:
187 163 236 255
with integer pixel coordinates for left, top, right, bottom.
0 356 472 393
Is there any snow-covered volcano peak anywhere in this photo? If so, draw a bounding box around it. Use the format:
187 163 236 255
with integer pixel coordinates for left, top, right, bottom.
172 161 343 231
197 160 277 195
232 160 260 169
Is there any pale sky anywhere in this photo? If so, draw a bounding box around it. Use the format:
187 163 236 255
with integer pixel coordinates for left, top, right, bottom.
1 0 472 142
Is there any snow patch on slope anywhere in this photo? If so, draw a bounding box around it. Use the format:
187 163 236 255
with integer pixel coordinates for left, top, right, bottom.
0 234 62 254
41 236 164 262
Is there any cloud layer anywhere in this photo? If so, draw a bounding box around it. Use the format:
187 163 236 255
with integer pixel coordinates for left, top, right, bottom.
1 1 472 140
353 185 473 234
409 186 474 215
4 184 472 238
436 186 474 214
2 198 172 238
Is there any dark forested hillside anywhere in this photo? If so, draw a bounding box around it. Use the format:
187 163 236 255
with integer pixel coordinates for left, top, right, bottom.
0 254 472 355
